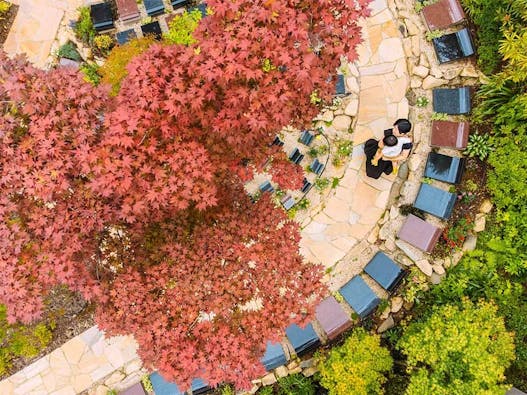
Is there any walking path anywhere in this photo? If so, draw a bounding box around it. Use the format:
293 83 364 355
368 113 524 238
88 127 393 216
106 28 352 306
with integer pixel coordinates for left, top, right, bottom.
299 0 408 272
3 0 82 68
0 0 483 393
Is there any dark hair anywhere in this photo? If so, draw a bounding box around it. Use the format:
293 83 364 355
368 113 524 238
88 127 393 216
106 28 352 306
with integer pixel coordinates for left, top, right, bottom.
394 118 412 134
383 134 398 147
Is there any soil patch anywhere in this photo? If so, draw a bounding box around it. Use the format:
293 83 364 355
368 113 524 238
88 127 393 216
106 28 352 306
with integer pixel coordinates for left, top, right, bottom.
433 157 489 257
1 287 94 380
0 3 18 46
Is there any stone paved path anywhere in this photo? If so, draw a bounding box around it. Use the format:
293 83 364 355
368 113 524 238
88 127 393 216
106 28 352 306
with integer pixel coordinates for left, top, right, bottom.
0 0 414 393
299 0 408 271
3 0 82 68
0 327 141 395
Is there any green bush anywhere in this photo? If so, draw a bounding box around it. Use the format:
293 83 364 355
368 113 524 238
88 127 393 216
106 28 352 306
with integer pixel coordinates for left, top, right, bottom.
398 299 515 395
93 34 114 55
0 305 54 376
99 36 155 95
256 386 274 395
464 133 493 160
57 41 82 62
80 62 101 85
316 328 393 395
0 0 10 18
75 6 96 45
276 373 316 395
164 9 202 46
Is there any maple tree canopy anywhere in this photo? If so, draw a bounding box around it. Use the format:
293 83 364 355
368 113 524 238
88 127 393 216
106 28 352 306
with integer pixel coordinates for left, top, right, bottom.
0 0 369 390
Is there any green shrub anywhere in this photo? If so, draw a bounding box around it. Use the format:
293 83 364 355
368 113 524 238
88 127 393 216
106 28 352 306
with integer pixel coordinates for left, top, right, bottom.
398 299 515 395
314 177 330 191
99 37 156 95
316 328 393 395
276 373 316 395
464 133 493 160
80 62 101 85
75 6 96 45
164 9 202 46
0 305 54 376
57 41 82 61
94 34 114 55
0 0 10 18
256 385 274 395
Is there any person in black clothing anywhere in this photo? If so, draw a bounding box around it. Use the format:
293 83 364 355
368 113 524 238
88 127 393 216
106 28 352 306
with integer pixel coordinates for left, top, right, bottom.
364 119 413 179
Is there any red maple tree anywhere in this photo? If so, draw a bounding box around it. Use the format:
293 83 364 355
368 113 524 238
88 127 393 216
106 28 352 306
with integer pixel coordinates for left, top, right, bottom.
0 0 369 390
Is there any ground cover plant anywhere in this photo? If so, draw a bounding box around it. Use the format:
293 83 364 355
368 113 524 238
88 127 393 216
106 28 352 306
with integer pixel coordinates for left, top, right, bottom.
398 300 515 395
387 1 527 391
0 304 53 376
0 0 370 390
98 36 156 94
316 328 393 395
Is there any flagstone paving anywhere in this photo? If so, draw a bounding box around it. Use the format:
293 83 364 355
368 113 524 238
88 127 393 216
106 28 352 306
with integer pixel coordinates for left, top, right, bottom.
0 0 482 393
299 0 408 272
3 0 82 68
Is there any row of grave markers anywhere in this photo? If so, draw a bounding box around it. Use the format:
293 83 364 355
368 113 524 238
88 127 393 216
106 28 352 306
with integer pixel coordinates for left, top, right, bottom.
89 1 208 44
127 250 407 395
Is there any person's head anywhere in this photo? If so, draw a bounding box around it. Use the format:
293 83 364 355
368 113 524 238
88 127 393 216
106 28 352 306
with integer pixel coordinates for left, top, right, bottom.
393 118 412 135
383 134 398 147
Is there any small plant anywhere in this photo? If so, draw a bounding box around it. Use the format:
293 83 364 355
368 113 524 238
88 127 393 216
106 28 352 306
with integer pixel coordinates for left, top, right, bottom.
57 41 82 61
416 96 429 107
262 58 276 73
307 147 319 157
79 62 101 85
80 62 101 85
403 267 429 303
383 326 403 347
331 177 340 188
75 7 96 44
464 133 493 161
277 373 316 395
430 112 448 121
336 139 353 157
219 384 236 395
422 177 433 184
141 16 153 25
0 1 11 19
310 90 322 105
442 216 473 249
287 206 298 219
464 179 478 193
141 374 154 392
274 188 285 198
414 0 438 13
106 390 117 395
315 177 330 191
164 9 202 46
458 190 476 204
425 29 445 41
94 34 114 54
296 198 310 210
257 386 274 395
377 298 390 314
332 139 353 166
307 145 329 157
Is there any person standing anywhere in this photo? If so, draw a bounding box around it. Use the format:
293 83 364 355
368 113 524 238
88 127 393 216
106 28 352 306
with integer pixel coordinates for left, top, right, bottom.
364 119 412 179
